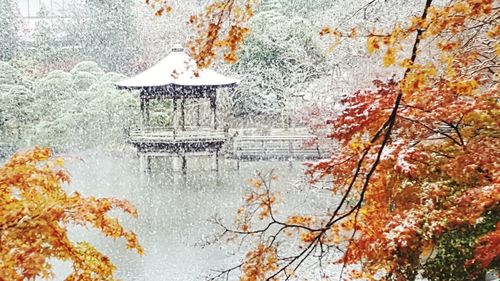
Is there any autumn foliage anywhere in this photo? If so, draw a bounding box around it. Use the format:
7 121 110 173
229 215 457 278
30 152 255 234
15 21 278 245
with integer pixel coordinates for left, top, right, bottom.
314 1 500 278
470 222 500 269
165 0 500 280
0 147 143 280
147 0 256 67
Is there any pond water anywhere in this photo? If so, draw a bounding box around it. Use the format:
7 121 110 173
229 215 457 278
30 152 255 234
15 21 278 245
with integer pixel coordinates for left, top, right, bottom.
51 151 338 280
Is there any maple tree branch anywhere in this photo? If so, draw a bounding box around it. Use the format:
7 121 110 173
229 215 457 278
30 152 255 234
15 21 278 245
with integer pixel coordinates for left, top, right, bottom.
465 10 500 31
430 150 453 159
405 0 433 77
306 155 356 182
216 171 326 235
268 236 321 280
274 0 435 278
263 139 381 279
440 119 465 146
207 263 243 281
339 0 378 26
349 0 435 217
331 0 435 276
399 115 463 146
210 0 438 279
0 203 62 235
339 206 362 281
400 102 432 113
195 0 235 66
262 172 277 222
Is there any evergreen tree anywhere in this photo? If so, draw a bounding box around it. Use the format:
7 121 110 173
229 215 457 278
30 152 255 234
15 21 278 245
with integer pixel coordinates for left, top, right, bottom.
0 0 19 61
64 0 141 73
31 6 60 70
230 5 328 119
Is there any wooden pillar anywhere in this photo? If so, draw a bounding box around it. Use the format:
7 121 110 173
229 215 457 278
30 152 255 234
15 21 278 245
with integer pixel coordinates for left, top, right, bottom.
172 97 177 128
212 149 219 172
172 154 181 172
196 103 201 127
145 99 150 127
316 143 321 158
210 95 217 130
181 153 187 176
180 97 186 131
172 155 183 187
140 97 145 127
215 150 219 173
215 149 222 184
139 153 145 173
146 155 152 174
139 153 145 189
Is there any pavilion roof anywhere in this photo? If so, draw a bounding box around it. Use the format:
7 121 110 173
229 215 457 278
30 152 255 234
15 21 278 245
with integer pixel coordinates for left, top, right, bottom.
115 44 239 90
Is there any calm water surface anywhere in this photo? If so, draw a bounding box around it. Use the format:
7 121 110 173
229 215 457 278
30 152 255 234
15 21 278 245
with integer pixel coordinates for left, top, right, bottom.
52 151 336 280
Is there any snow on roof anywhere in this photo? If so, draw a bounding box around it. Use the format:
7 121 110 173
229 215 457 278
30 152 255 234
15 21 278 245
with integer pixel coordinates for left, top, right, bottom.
115 44 239 89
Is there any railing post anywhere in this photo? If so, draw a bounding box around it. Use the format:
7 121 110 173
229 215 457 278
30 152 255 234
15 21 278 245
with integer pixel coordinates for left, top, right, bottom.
209 91 218 130
181 152 187 176
140 98 145 128
180 97 186 131
316 138 321 158
145 99 150 127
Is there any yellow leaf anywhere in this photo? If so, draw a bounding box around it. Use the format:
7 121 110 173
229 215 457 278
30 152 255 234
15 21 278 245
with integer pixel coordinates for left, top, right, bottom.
320 27 331 36
348 137 365 152
348 27 358 38
367 36 380 54
55 157 65 167
248 178 263 188
383 47 396 67
333 235 341 244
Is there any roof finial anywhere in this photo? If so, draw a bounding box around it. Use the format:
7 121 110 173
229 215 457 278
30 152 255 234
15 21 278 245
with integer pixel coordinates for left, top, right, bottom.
172 41 184 52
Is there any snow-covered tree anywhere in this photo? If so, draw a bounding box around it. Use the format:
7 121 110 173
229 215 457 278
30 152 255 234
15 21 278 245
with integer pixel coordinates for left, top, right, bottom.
0 60 138 152
30 6 67 73
0 61 26 86
63 0 141 73
29 62 139 151
0 85 34 145
0 0 19 61
0 62 35 150
230 6 329 122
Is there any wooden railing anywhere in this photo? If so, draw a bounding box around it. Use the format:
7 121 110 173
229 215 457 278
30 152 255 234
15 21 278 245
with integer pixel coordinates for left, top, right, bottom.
128 126 225 142
127 126 329 160
230 135 326 160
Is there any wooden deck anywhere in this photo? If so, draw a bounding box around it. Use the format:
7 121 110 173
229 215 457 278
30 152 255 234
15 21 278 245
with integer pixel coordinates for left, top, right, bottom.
129 127 225 153
129 127 328 160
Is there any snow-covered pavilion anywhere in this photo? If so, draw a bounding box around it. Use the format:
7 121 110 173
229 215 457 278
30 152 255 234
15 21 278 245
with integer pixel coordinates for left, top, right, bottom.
115 44 239 174
115 43 239 130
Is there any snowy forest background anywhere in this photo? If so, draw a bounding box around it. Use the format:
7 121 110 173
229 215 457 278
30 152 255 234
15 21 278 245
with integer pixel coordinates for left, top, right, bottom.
0 0 415 154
